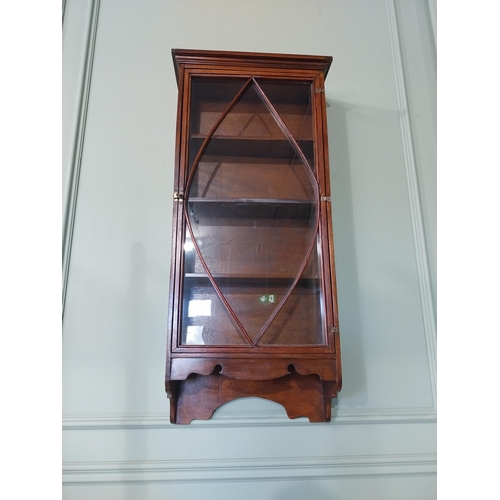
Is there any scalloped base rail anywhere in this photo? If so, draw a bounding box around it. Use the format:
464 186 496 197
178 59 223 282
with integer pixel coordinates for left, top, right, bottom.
166 372 338 424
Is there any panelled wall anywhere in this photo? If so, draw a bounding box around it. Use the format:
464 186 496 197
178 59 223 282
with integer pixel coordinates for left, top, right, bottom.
62 1 436 498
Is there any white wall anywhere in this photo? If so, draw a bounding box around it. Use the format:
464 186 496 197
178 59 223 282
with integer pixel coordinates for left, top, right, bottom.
62 1 436 498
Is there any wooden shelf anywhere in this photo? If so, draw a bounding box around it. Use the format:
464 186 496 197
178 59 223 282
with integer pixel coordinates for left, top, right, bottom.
190 136 314 160
184 273 319 285
187 197 316 219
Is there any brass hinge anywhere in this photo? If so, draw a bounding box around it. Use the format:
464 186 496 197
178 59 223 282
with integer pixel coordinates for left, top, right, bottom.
329 326 339 334
173 191 184 202
316 88 325 93
321 196 331 202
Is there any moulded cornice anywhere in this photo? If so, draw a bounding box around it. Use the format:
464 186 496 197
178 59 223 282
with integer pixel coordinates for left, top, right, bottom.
171 48 333 85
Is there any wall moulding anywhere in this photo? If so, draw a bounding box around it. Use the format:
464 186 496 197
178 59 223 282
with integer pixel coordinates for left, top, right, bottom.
385 0 437 407
427 0 437 47
62 407 436 430
63 453 437 485
62 0 101 316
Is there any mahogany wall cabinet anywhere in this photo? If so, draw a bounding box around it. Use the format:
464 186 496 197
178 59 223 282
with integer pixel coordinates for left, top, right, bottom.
166 49 341 424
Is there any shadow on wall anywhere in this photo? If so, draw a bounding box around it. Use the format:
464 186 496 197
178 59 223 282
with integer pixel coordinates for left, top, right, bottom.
326 99 367 408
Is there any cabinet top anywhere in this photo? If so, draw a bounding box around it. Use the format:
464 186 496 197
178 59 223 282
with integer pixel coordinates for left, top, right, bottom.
171 48 333 83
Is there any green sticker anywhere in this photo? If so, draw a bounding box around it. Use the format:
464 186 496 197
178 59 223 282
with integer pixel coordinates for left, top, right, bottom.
259 294 276 304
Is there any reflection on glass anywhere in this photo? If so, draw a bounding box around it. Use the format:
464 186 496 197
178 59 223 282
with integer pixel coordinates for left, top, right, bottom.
180 77 324 346
185 325 204 345
188 299 211 317
184 240 195 252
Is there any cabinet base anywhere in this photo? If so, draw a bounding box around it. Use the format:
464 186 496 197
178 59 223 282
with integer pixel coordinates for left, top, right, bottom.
166 372 338 424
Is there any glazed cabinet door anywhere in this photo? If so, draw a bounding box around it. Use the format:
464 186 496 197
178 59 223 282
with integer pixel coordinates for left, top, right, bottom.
174 76 333 349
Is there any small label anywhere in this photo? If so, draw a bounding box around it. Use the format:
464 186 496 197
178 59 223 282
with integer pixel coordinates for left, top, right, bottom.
258 294 276 304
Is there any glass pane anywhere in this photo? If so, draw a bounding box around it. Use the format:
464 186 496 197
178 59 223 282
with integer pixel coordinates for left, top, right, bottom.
181 233 249 345
188 78 247 173
258 240 324 345
181 78 324 346
256 80 314 167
